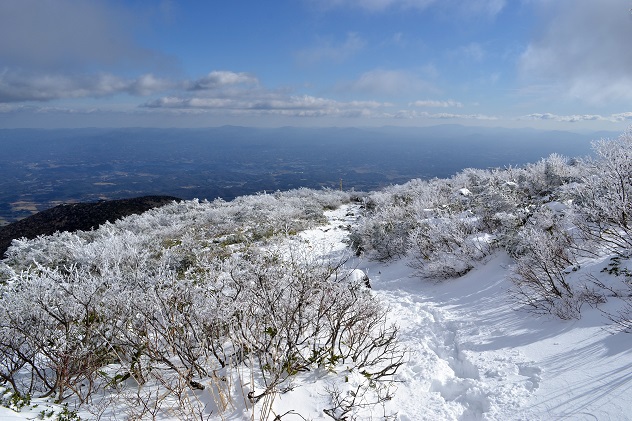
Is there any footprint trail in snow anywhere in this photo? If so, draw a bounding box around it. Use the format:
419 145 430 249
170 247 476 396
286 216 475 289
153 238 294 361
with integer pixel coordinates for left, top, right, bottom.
310 204 544 420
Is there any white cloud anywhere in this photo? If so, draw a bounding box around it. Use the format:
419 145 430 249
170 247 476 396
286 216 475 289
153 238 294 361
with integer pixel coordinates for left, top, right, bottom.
296 33 366 64
410 99 463 108
611 112 632 122
314 0 435 12
144 90 390 118
390 109 498 120
432 112 497 120
0 1 177 104
0 71 172 102
521 113 603 123
312 0 505 17
520 112 632 123
458 42 485 62
0 69 262 103
519 0 632 105
188 71 259 90
145 88 500 121
129 74 175 96
344 69 436 96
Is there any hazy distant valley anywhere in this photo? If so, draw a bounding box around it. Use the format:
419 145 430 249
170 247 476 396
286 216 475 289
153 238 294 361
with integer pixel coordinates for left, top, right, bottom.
0 125 607 225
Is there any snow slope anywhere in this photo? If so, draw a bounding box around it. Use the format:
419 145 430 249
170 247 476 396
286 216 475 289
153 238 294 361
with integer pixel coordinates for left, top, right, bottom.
297 205 632 420
1 204 631 420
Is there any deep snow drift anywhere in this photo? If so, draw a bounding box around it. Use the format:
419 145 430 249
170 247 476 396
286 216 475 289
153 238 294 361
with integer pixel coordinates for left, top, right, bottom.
1 204 631 420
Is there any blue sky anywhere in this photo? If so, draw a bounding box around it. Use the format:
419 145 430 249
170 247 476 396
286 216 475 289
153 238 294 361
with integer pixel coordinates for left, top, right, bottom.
1 0 631 130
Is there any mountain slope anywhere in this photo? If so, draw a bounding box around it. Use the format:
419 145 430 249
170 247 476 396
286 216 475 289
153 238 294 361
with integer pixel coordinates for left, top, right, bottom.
0 200 630 420
0 195 180 258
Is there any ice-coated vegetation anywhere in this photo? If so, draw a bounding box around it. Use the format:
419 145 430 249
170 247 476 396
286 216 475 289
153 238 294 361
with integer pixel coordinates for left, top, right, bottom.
1 129 632 419
0 188 405 419
352 129 632 320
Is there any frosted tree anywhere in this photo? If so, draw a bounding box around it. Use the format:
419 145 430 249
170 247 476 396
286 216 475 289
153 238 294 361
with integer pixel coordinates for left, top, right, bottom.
573 130 632 253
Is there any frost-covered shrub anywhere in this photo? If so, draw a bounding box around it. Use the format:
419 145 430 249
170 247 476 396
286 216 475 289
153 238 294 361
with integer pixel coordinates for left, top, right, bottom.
351 204 413 260
352 174 506 275
0 265 118 402
518 153 583 200
595 252 632 332
212 243 403 407
351 178 465 261
497 136 632 319
0 188 401 419
407 211 495 279
571 130 632 253
349 128 632 321
509 206 585 319
0 262 15 285
3 188 351 272
0 244 402 416
351 150 591 285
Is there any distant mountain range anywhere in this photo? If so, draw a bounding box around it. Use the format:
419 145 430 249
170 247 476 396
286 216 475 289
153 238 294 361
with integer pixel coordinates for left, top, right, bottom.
0 196 179 258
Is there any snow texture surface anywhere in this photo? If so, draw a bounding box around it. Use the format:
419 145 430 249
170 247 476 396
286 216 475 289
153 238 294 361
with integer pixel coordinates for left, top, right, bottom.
293 205 632 420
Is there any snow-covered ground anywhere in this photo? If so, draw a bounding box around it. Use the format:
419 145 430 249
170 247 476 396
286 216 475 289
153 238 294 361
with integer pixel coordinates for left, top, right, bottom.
2 204 631 420
292 204 632 420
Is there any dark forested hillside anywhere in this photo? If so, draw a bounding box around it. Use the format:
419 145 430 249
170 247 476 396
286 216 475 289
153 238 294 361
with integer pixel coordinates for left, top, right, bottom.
0 195 180 258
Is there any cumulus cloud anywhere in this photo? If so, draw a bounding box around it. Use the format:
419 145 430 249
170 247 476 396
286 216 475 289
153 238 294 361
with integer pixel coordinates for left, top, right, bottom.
343 69 436 96
432 112 497 120
611 112 632 122
0 69 261 103
143 68 394 119
144 85 500 121
519 0 632 105
296 33 366 65
521 113 604 123
410 99 463 108
129 74 175 96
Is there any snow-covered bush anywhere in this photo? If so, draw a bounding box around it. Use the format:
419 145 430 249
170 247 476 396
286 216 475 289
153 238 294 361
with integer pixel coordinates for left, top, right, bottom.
352 171 524 277
0 188 402 419
509 221 581 319
0 264 118 403
351 129 632 322
351 178 468 262
572 130 632 253
350 204 412 260
408 211 495 279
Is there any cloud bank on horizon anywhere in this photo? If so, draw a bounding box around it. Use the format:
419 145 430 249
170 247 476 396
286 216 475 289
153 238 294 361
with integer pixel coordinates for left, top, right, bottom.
0 0 631 130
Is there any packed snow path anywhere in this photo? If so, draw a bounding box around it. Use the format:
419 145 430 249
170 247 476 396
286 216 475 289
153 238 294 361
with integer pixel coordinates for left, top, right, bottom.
300 204 632 420
372 257 541 420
